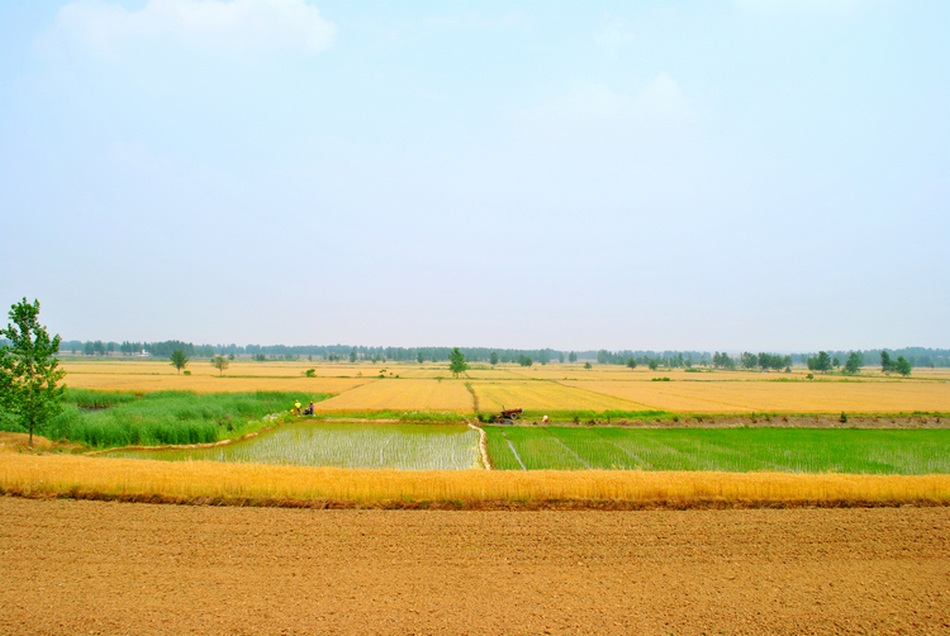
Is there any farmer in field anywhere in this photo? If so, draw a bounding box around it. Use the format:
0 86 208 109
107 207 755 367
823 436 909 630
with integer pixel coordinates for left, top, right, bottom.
293 400 302 415
304 401 314 415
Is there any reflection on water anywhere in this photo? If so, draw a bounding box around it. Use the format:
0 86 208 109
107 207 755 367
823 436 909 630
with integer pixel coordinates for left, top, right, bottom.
104 422 481 470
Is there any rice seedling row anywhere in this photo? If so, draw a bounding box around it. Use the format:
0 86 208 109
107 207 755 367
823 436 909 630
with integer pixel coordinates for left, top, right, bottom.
105 422 482 470
484 427 950 474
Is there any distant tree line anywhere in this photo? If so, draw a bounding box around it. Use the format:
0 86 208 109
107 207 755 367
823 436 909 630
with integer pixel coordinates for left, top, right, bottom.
60 340 217 358
54 340 950 369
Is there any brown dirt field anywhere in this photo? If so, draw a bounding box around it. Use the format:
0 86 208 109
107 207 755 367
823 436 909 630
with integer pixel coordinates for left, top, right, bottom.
1 498 947 635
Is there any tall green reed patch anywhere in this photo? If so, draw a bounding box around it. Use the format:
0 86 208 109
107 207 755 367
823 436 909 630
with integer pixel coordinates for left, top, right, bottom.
45 391 328 448
65 388 140 409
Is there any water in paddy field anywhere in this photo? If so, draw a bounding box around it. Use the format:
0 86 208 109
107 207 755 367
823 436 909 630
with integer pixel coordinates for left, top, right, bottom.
104 422 482 470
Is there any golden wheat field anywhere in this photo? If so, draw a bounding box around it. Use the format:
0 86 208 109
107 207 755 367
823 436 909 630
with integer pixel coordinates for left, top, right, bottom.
469 380 635 412
58 359 950 415
311 378 474 411
60 359 372 395
562 378 950 413
3 451 948 507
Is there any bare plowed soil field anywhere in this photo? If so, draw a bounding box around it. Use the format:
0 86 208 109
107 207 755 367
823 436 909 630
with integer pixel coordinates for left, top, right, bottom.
1 498 947 635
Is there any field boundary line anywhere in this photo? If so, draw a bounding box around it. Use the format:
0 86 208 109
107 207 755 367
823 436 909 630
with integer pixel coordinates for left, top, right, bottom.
501 430 527 470
468 423 491 470
464 382 480 414
549 434 591 469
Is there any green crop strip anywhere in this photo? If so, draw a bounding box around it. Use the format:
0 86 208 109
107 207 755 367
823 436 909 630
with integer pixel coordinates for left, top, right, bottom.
483 427 950 474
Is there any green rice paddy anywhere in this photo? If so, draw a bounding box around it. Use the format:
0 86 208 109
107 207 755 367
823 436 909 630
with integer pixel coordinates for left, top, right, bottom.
485 426 950 474
105 422 482 470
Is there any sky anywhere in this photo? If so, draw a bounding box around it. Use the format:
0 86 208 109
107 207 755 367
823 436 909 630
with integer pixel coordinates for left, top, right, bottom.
1 0 947 352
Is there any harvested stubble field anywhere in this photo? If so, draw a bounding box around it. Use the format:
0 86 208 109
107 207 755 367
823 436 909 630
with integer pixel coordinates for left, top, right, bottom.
1 497 947 635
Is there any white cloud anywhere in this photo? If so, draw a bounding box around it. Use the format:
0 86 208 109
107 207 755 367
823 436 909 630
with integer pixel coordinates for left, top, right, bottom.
40 0 336 59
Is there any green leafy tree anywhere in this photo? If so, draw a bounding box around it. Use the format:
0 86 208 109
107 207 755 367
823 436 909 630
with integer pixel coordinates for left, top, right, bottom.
417 351 424 364
626 358 637 370
210 355 230 376
844 351 863 375
449 347 468 377
568 351 578 363
740 352 757 370
807 351 832 372
489 351 499 366
881 350 894 373
170 349 189 374
895 356 912 377
0 298 66 448
713 351 736 370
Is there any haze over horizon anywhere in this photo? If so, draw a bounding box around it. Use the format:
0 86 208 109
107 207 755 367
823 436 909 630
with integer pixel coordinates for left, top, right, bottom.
2 1 947 352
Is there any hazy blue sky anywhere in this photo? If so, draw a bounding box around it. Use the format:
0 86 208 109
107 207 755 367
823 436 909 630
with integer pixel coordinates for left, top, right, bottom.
1 0 947 352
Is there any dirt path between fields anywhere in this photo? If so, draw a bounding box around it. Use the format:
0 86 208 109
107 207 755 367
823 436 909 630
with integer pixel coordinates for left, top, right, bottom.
1 498 947 635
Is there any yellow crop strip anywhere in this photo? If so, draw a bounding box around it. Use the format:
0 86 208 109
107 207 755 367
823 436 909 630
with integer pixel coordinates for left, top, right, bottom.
57 360 950 413
469 381 639 412
562 378 950 413
60 360 373 394
2 453 947 508
312 379 475 411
